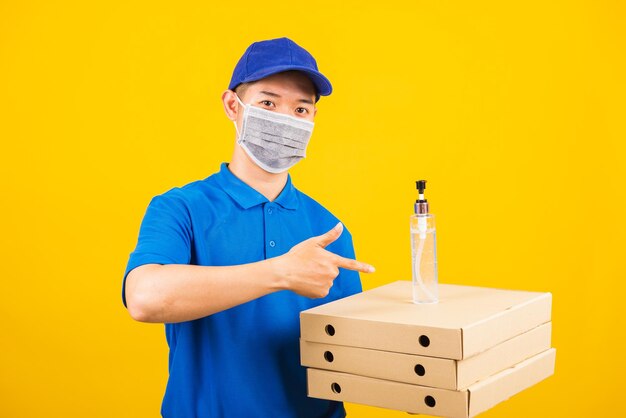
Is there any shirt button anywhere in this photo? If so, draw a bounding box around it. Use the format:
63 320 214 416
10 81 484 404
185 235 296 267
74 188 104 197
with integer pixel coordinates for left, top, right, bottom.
267 208 273 214
269 240 276 247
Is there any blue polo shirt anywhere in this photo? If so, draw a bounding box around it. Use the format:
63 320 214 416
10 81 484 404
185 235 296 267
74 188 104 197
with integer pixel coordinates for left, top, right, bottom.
123 162 362 418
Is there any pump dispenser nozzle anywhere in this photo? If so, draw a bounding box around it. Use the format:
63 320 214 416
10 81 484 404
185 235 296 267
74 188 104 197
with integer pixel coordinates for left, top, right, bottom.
416 180 426 195
415 180 429 215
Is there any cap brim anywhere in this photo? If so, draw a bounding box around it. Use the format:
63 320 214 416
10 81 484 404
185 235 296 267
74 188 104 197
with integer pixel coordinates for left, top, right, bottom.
239 65 332 97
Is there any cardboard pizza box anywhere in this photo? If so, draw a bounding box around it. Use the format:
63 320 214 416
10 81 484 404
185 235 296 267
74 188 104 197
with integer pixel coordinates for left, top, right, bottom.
301 322 551 390
307 348 556 418
301 281 551 360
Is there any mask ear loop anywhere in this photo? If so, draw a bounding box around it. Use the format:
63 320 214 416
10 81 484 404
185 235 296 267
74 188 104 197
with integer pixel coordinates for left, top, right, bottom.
232 93 247 140
233 120 241 140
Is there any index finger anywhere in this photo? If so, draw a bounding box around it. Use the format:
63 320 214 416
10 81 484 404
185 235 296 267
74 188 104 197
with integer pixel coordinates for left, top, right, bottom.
333 255 376 274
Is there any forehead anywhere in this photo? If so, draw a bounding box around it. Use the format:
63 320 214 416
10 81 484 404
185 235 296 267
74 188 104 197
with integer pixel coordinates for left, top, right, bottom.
247 71 316 99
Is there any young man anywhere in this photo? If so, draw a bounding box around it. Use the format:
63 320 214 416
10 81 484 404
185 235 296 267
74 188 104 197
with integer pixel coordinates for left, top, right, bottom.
122 37 375 418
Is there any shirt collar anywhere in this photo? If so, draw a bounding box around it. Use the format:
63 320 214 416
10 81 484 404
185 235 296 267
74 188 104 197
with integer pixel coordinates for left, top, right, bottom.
214 162 299 210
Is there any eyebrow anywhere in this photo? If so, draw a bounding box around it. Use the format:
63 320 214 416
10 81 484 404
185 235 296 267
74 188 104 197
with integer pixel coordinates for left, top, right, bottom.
258 90 314 105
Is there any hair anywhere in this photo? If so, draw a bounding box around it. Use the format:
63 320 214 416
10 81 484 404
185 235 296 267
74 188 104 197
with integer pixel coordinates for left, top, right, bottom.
233 82 253 100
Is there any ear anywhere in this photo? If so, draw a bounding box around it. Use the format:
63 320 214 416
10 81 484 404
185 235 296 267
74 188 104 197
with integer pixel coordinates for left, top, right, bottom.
221 90 239 121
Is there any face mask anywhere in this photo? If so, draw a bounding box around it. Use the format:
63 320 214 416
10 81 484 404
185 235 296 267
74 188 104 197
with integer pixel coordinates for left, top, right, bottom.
233 94 314 174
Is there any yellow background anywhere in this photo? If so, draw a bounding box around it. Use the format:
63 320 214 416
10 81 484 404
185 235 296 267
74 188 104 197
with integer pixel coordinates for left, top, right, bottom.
1 0 624 416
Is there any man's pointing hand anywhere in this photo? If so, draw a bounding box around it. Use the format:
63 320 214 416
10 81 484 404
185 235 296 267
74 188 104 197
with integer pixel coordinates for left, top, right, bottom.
272 222 375 299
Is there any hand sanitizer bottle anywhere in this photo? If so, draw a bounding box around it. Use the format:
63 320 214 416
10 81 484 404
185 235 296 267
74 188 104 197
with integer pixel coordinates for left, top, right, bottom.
410 180 439 304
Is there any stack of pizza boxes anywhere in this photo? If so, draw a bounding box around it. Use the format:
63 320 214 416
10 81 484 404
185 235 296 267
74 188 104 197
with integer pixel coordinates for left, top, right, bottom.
300 281 555 417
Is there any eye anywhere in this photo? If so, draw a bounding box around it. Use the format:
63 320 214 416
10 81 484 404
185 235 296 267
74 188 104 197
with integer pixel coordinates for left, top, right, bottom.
260 100 274 108
295 107 308 114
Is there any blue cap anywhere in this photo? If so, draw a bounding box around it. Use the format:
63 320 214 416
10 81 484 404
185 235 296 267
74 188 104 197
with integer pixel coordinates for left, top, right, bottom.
228 37 332 102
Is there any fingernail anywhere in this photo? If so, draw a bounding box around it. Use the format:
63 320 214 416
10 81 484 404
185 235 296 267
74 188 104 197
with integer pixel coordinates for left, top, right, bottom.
367 265 375 273
335 222 343 230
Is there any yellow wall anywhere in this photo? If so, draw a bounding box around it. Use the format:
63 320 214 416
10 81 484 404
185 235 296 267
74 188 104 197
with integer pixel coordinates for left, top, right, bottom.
1 1 624 416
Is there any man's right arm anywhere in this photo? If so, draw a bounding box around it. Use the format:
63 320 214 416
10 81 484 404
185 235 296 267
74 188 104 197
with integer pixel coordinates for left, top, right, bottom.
125 222 374 324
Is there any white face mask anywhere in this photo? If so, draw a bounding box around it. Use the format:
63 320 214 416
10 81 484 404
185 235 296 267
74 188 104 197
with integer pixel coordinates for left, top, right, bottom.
233 94 314 174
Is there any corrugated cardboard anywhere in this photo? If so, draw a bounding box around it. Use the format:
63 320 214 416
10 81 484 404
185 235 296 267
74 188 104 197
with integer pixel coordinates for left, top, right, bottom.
307 348 556 418
301 322 552 390
300 281 552 359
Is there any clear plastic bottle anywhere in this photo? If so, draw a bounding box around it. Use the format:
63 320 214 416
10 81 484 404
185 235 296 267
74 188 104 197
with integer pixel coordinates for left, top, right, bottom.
411 181 439 304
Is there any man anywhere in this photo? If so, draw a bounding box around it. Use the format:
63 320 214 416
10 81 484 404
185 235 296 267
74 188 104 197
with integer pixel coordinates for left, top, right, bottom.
122 37 375 418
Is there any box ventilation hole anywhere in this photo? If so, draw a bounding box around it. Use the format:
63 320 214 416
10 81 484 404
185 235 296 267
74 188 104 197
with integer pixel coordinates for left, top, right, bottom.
331 383 342 394
324 351 334 362
424 396 436 408
414 364 426 376
325 324 335 336
419 335 430 347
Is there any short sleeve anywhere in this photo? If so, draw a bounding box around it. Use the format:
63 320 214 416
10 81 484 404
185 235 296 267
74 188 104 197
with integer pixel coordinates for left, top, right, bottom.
121 191 193 307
